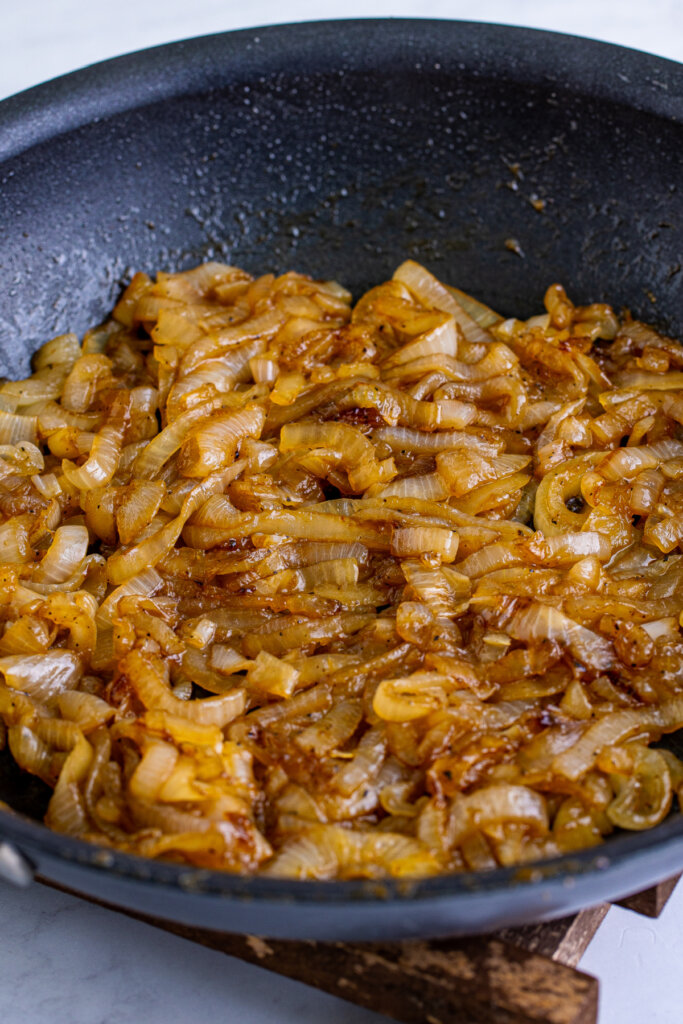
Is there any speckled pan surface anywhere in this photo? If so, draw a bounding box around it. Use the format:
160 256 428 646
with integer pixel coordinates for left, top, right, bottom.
0 19 683 939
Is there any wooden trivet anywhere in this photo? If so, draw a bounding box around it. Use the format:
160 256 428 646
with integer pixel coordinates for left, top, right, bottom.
41 875 680 1024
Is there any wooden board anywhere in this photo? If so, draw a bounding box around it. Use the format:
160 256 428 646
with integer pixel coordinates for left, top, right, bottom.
616 875 680 917
39 876 680 1024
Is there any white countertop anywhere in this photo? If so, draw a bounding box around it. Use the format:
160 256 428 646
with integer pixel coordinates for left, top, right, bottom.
1 3 682 1023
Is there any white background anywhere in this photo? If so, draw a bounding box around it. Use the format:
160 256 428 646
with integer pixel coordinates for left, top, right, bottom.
1 3 682 1023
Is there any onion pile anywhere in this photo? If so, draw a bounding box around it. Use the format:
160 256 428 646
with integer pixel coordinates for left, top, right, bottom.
1 260 683 878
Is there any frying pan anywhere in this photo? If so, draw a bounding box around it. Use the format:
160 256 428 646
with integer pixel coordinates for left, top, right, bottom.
0 19 683 941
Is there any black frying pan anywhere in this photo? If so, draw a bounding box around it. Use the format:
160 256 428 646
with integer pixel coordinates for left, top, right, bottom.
0 19 682 941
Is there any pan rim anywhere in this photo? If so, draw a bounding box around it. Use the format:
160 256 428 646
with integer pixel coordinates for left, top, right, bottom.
3 797 683 903
1 17 682 164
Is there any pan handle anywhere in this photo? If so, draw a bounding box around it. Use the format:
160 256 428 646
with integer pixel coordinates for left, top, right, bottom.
0 841 34 886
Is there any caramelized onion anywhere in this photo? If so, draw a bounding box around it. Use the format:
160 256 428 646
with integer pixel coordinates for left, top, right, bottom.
0 259 682 880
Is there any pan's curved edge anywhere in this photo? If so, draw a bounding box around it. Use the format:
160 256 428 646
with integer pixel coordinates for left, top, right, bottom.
1 800 683 939
0 19 682 164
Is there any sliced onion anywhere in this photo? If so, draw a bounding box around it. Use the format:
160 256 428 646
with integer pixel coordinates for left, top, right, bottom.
33 525 88 584
335 728 387 797
61 354 112 412
179 309 284 376
552 702 683 781
123 649 245 728
466 784 549 833
606 747 672 831
62 423 123 490
107 461 245 584
391 526 459 563
295 700 363 756
436 451 530 497
509 602 615 672
534 452 605 536
393 261 495 346
598 439 683 481
133 397 222 479
0 410 38 445
631 468 664 516
247 650 300 698
0 650 82 704
96 567 164 624
0 520 33 564
177 403 265 479
382 317 460 367
373 672 449 722
129 741 179 802
372 425 503 457
375 472 449 501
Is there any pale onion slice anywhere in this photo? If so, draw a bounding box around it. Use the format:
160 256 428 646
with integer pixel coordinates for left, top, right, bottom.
630 468 665 515
0 409 39 445
445 284 502 328
39 592 97 659
390 526 459 563
32 332 81 372
249 355 279 383
451 470 531 516
0 650 82 705
393 260 495 346
129 741 179 802
509 602 615 672
183 508 389 552
106 461 245 584
552 697 683 780
96 567 164 624
57 691 115 732
616 370 683 391
209 645 252 677
644 514 683 554
382 316 460 368
179 309 284 377
264 824 439 879
177 403 265 478
0 442 44 476
0 519 33 563
525 531 611 566
466 784 549 834
280 420 385 492
8 724 53 783
436 451 530 497
62 423 123 490
606 747 672 831
456 541 524 578
115 481 167 546
375 472 449 501
535 398 586 450
335 728 387 797
383 342 517 385
247 650 300 698
372 425 503 457
123 649 245 728
167 338 266 417
598 439 683 481
61 354 112 412
133 396 223 479
33 525 88 584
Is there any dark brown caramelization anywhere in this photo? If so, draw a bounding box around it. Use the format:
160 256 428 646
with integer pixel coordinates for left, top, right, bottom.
1 259 683 879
